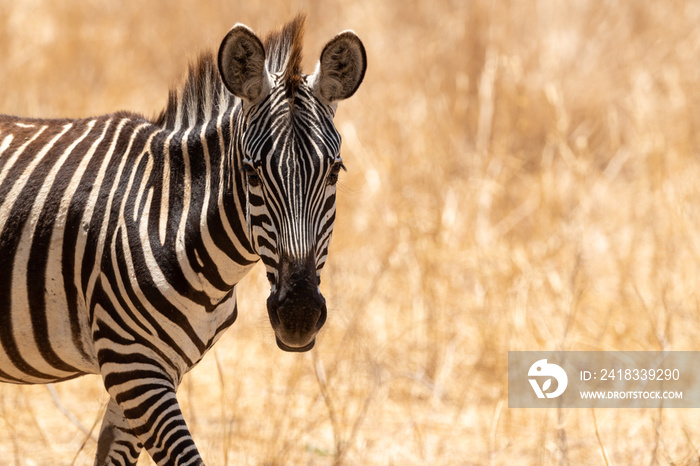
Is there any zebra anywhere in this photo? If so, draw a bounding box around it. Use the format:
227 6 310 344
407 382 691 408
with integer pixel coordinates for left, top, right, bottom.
0 14 366 465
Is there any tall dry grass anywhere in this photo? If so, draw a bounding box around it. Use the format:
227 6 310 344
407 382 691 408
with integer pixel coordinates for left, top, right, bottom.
0 0 700 464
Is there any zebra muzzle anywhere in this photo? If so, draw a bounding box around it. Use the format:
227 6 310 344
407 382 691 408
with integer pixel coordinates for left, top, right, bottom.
266 271 327 352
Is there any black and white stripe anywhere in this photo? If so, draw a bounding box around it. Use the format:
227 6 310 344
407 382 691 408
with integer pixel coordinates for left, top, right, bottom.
0 14 365 465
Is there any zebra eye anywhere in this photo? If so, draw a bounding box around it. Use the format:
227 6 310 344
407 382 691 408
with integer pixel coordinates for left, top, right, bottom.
327 162 345 186
244 163 261 187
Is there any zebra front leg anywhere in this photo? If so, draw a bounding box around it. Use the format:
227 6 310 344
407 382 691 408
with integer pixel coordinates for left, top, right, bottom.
101 371 204 465
95 398 143 466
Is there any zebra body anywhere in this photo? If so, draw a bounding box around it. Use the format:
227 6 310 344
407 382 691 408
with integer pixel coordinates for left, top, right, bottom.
0 15 366 465
0 114 247 384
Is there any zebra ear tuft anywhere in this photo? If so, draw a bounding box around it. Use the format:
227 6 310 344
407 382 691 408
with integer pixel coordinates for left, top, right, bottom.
311 31 367 103
218 24 270 103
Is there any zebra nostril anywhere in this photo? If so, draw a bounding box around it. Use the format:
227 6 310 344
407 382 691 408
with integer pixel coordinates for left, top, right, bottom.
314 305 327 331
267 297 281 327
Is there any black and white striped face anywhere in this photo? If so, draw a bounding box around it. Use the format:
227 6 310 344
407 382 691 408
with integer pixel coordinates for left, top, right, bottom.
243 82 343 351
218 21 366 351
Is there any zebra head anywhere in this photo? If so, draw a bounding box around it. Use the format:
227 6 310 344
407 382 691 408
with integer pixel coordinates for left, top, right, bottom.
217 17 366 352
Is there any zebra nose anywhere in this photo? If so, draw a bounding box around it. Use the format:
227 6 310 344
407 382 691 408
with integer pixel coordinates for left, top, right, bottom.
267 284 326 352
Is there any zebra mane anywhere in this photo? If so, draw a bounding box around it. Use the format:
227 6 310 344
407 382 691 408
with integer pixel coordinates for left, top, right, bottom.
154 51 229 130
263 13 305 98
154 14 306 129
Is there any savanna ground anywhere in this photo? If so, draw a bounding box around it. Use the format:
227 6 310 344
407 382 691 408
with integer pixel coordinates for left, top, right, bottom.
0 0 699 464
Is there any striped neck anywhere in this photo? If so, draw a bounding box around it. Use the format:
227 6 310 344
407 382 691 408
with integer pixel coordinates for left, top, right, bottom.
163 109 257 302
147 55 260 302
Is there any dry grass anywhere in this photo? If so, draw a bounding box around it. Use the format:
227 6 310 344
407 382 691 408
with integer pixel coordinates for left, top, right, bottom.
1 0 700 464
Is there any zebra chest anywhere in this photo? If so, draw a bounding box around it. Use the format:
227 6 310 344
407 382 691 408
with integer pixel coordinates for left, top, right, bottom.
89 273 239 378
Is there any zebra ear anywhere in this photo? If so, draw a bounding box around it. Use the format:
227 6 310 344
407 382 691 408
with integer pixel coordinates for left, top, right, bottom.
310 31 367 103
218 24 271 103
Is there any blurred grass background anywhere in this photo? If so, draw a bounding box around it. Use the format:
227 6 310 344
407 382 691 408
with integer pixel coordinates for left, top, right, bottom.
1 0 700 464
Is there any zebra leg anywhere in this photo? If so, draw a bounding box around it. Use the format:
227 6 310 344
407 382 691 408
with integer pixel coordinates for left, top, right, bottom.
95 397 143 466
100 372 204 465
